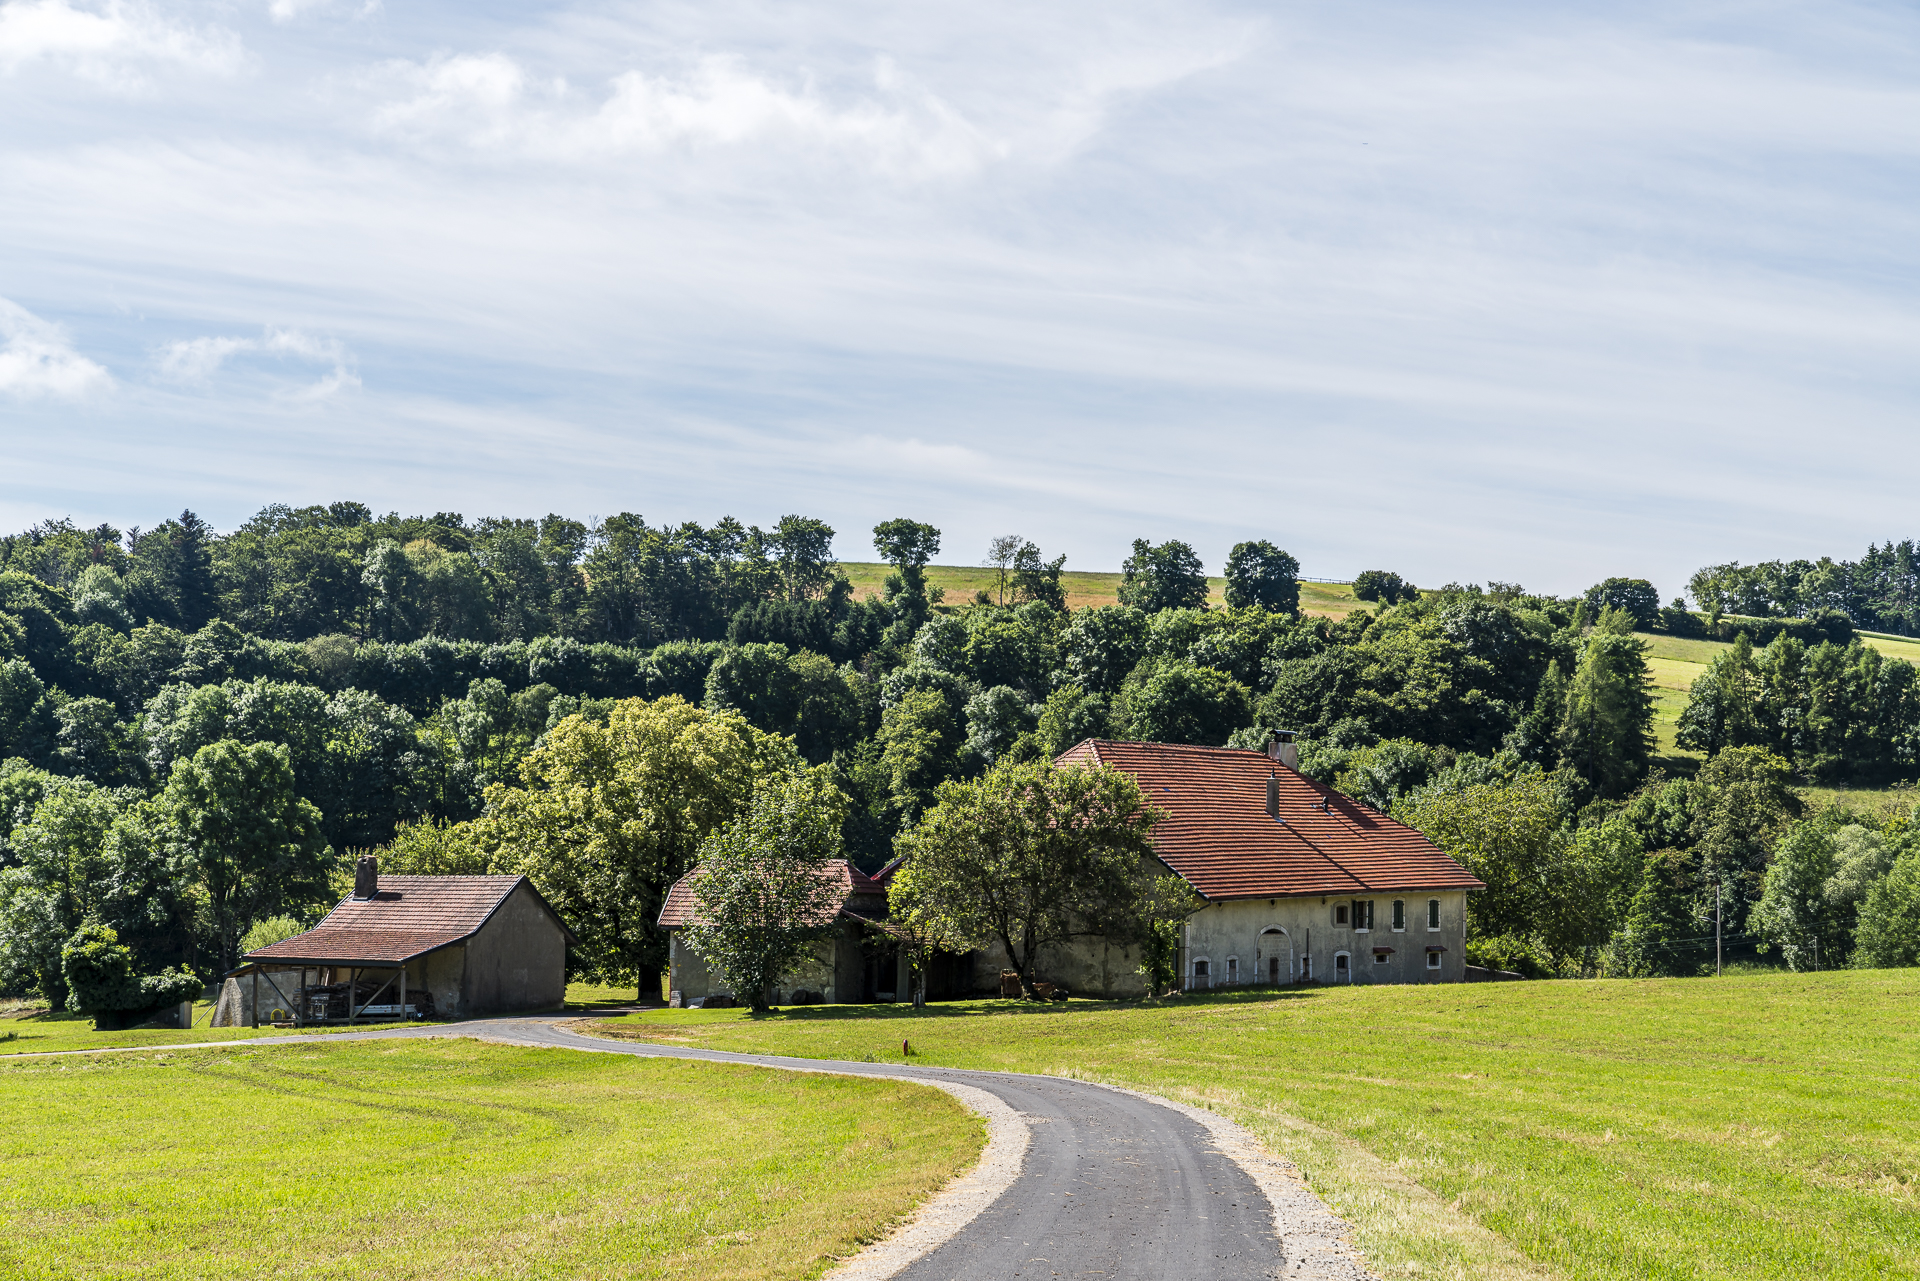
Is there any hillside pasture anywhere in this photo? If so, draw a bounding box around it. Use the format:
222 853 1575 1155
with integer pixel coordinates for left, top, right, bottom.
836 562 1376 618
0 1039 979 1281
582 970 1920 1281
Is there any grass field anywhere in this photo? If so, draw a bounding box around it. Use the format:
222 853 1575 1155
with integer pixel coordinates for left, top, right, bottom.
0 1038 980 1281
835 562 1376 619
580 970 1920 1281
0 984 658 1057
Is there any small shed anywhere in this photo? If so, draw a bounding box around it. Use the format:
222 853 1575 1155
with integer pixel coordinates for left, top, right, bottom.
221 856 574 1026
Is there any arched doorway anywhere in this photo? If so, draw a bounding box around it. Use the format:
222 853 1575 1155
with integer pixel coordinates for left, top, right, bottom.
1259 926 1290 985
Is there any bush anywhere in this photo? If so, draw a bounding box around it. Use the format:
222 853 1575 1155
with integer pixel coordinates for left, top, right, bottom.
239 916 307 955
1464 934 1552 979
62 924 203 1023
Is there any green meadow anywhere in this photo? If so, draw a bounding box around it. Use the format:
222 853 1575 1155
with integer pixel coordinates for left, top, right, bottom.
0 1038 979 1281
582 969 1920 1281
836 562 1376 619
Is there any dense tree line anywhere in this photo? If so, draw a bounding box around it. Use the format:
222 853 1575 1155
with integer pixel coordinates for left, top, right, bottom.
1688 540 1920 635
7 501 1920 1008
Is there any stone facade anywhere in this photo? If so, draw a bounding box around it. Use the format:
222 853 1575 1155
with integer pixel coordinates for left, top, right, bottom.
1180 890 1470 988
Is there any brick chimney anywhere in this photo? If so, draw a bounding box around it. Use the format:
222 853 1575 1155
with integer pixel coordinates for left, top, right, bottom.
353 854 379 900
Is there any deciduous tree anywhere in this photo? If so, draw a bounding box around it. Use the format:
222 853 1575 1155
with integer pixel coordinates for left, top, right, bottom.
680 769 847 1012
888 760 1163 997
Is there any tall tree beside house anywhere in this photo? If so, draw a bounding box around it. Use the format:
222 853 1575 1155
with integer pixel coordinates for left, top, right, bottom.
162 739 332 973
679 769 848 1013
476 696 800 1000
887 759 1164 998
1222 540 1300 614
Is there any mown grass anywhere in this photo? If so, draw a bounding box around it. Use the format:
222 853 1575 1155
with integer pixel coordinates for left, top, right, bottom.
0 1038 980 1281
0 1003 415 1056
583 970 1920 1281
835 563 1375 619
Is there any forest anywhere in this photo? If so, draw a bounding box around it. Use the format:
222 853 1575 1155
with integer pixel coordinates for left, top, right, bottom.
4 503 1920 1004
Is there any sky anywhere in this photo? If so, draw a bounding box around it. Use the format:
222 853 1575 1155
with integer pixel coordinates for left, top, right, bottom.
2 0 1918 599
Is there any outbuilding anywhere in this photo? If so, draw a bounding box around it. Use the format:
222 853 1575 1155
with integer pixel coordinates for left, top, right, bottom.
217 856 575 1026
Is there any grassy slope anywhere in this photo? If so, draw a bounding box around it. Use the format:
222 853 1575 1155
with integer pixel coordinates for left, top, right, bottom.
0 1039 979 1281
1641 628 1920 784
836 563 1376 620
583 971 1920 1281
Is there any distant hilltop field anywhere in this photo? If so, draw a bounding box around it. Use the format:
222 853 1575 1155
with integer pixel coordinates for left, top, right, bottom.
835 563 1374 620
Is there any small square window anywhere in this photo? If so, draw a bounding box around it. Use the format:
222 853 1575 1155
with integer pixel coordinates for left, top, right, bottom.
1426 951 1442 970
1374 951 1390 964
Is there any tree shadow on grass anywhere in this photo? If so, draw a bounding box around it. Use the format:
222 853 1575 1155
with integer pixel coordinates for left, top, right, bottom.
748 988 1325 1021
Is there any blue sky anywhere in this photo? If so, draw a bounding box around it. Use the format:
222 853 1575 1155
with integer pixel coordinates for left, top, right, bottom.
3 0 1917 598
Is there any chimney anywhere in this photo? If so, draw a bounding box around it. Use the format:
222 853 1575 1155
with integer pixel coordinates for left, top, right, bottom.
354 854 379 900
1267 771 1279 818
1265 729 1299 771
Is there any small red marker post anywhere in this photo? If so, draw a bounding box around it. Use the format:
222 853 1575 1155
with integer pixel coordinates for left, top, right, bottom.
902 1038 911 1057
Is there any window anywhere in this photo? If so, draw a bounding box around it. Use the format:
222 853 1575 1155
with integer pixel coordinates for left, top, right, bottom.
1333 903 1349 926
1226 957 1239 985
1375 950 1391 964
1392 900 1406 931
1426 950 1442 970
1352 899 1374 931
1334 951 1350 979
1192 959 1210 990
1427 899 1441 930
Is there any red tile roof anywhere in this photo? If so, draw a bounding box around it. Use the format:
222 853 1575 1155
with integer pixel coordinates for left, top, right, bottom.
657 859 883 928
245 874 572 966
1056 739 1484 901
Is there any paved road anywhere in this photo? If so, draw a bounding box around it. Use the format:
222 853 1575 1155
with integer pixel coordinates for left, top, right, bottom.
486 1019 1282 1280
85 1016 1326 1279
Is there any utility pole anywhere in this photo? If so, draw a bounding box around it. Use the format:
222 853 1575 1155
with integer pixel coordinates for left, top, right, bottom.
1715 880 1722 978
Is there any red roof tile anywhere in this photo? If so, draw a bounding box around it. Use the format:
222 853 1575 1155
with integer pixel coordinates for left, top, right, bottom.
245 874 572 966
1056 739 1484 901
657 859 882 928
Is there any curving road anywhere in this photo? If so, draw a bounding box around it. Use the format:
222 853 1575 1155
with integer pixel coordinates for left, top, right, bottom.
33 1015 1377 1281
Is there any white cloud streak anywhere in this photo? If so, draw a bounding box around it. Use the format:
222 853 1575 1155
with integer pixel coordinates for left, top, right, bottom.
367 51 1008 177
157 327 358 398
0 0 242 84
0 297 110 398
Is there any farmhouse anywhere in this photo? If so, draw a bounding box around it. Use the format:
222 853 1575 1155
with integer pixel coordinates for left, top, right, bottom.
658 858 896 1006
1054 738 1484 992
218 856 575 1026
658 736 1484 1006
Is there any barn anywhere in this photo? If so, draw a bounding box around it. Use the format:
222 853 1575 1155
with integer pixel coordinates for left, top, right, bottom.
219 856 575 1026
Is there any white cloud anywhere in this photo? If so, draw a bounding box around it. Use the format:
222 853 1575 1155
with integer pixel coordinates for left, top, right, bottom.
157 326 358 398
370 51 1007 177
0 297 111 398
0 0 242 83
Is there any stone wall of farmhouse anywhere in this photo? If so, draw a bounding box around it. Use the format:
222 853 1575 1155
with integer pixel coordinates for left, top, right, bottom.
668 934 844 1005
1180 890 1470 988
967 936 1149 1000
